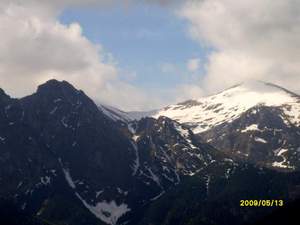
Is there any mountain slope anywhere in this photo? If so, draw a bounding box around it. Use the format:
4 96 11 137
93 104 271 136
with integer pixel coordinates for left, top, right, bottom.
1 79 300 225
138 164 300 225
0 79 223 225
154 81 300 171
201 105 300 170
0 80 136 225
154 81 300 134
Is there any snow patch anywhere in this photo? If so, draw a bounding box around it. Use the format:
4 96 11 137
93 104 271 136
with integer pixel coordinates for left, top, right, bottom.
146 167 161 187
75 194 130 225
132 135 140 142
116 188 128 196
150 191 165 201
254 137 267 143
59 159 130 225
50 106 58 115
40 176 51 185
54 98 62 103
96 190 104 198
205 175 211 196
127 123 136 134
275 148 289 157
61 117 69 128
174 123 197 149
17 181 23 189
272 148 294 169
59 159 76 189
241 124 260 133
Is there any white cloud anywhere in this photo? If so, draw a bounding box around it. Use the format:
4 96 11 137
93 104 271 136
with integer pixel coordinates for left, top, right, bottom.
180 0 300 94
187 58 200 72
0 0 166 111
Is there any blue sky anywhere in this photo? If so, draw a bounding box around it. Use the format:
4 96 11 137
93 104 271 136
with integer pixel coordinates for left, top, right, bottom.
60 4 208 96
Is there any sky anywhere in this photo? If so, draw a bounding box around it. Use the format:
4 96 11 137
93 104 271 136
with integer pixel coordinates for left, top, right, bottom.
0 0 300 111
60 4 208 103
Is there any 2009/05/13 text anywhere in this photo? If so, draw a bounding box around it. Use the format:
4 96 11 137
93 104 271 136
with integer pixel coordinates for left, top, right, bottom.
240 200 284 207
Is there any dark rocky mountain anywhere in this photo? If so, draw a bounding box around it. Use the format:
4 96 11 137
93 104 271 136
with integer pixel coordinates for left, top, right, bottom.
201 105 300 170
138 164 300 225
0 79 299 225
0 198 55 225
0 80 226 225
155 81 300 171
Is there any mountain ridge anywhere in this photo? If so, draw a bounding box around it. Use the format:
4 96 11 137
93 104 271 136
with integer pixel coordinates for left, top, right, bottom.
0 79 229 225
154 81 300 133
0 79 299 225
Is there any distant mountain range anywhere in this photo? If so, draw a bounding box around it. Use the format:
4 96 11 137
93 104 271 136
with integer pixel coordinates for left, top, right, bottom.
0 80 299 225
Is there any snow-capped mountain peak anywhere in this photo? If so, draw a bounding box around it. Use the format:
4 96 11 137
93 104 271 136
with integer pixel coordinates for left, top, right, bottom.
154 81 300 133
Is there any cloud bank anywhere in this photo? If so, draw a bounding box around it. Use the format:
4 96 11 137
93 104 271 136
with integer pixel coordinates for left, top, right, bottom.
180 0 300 94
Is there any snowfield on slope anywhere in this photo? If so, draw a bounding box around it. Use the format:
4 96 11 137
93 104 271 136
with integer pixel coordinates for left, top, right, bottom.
154 82 300 133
